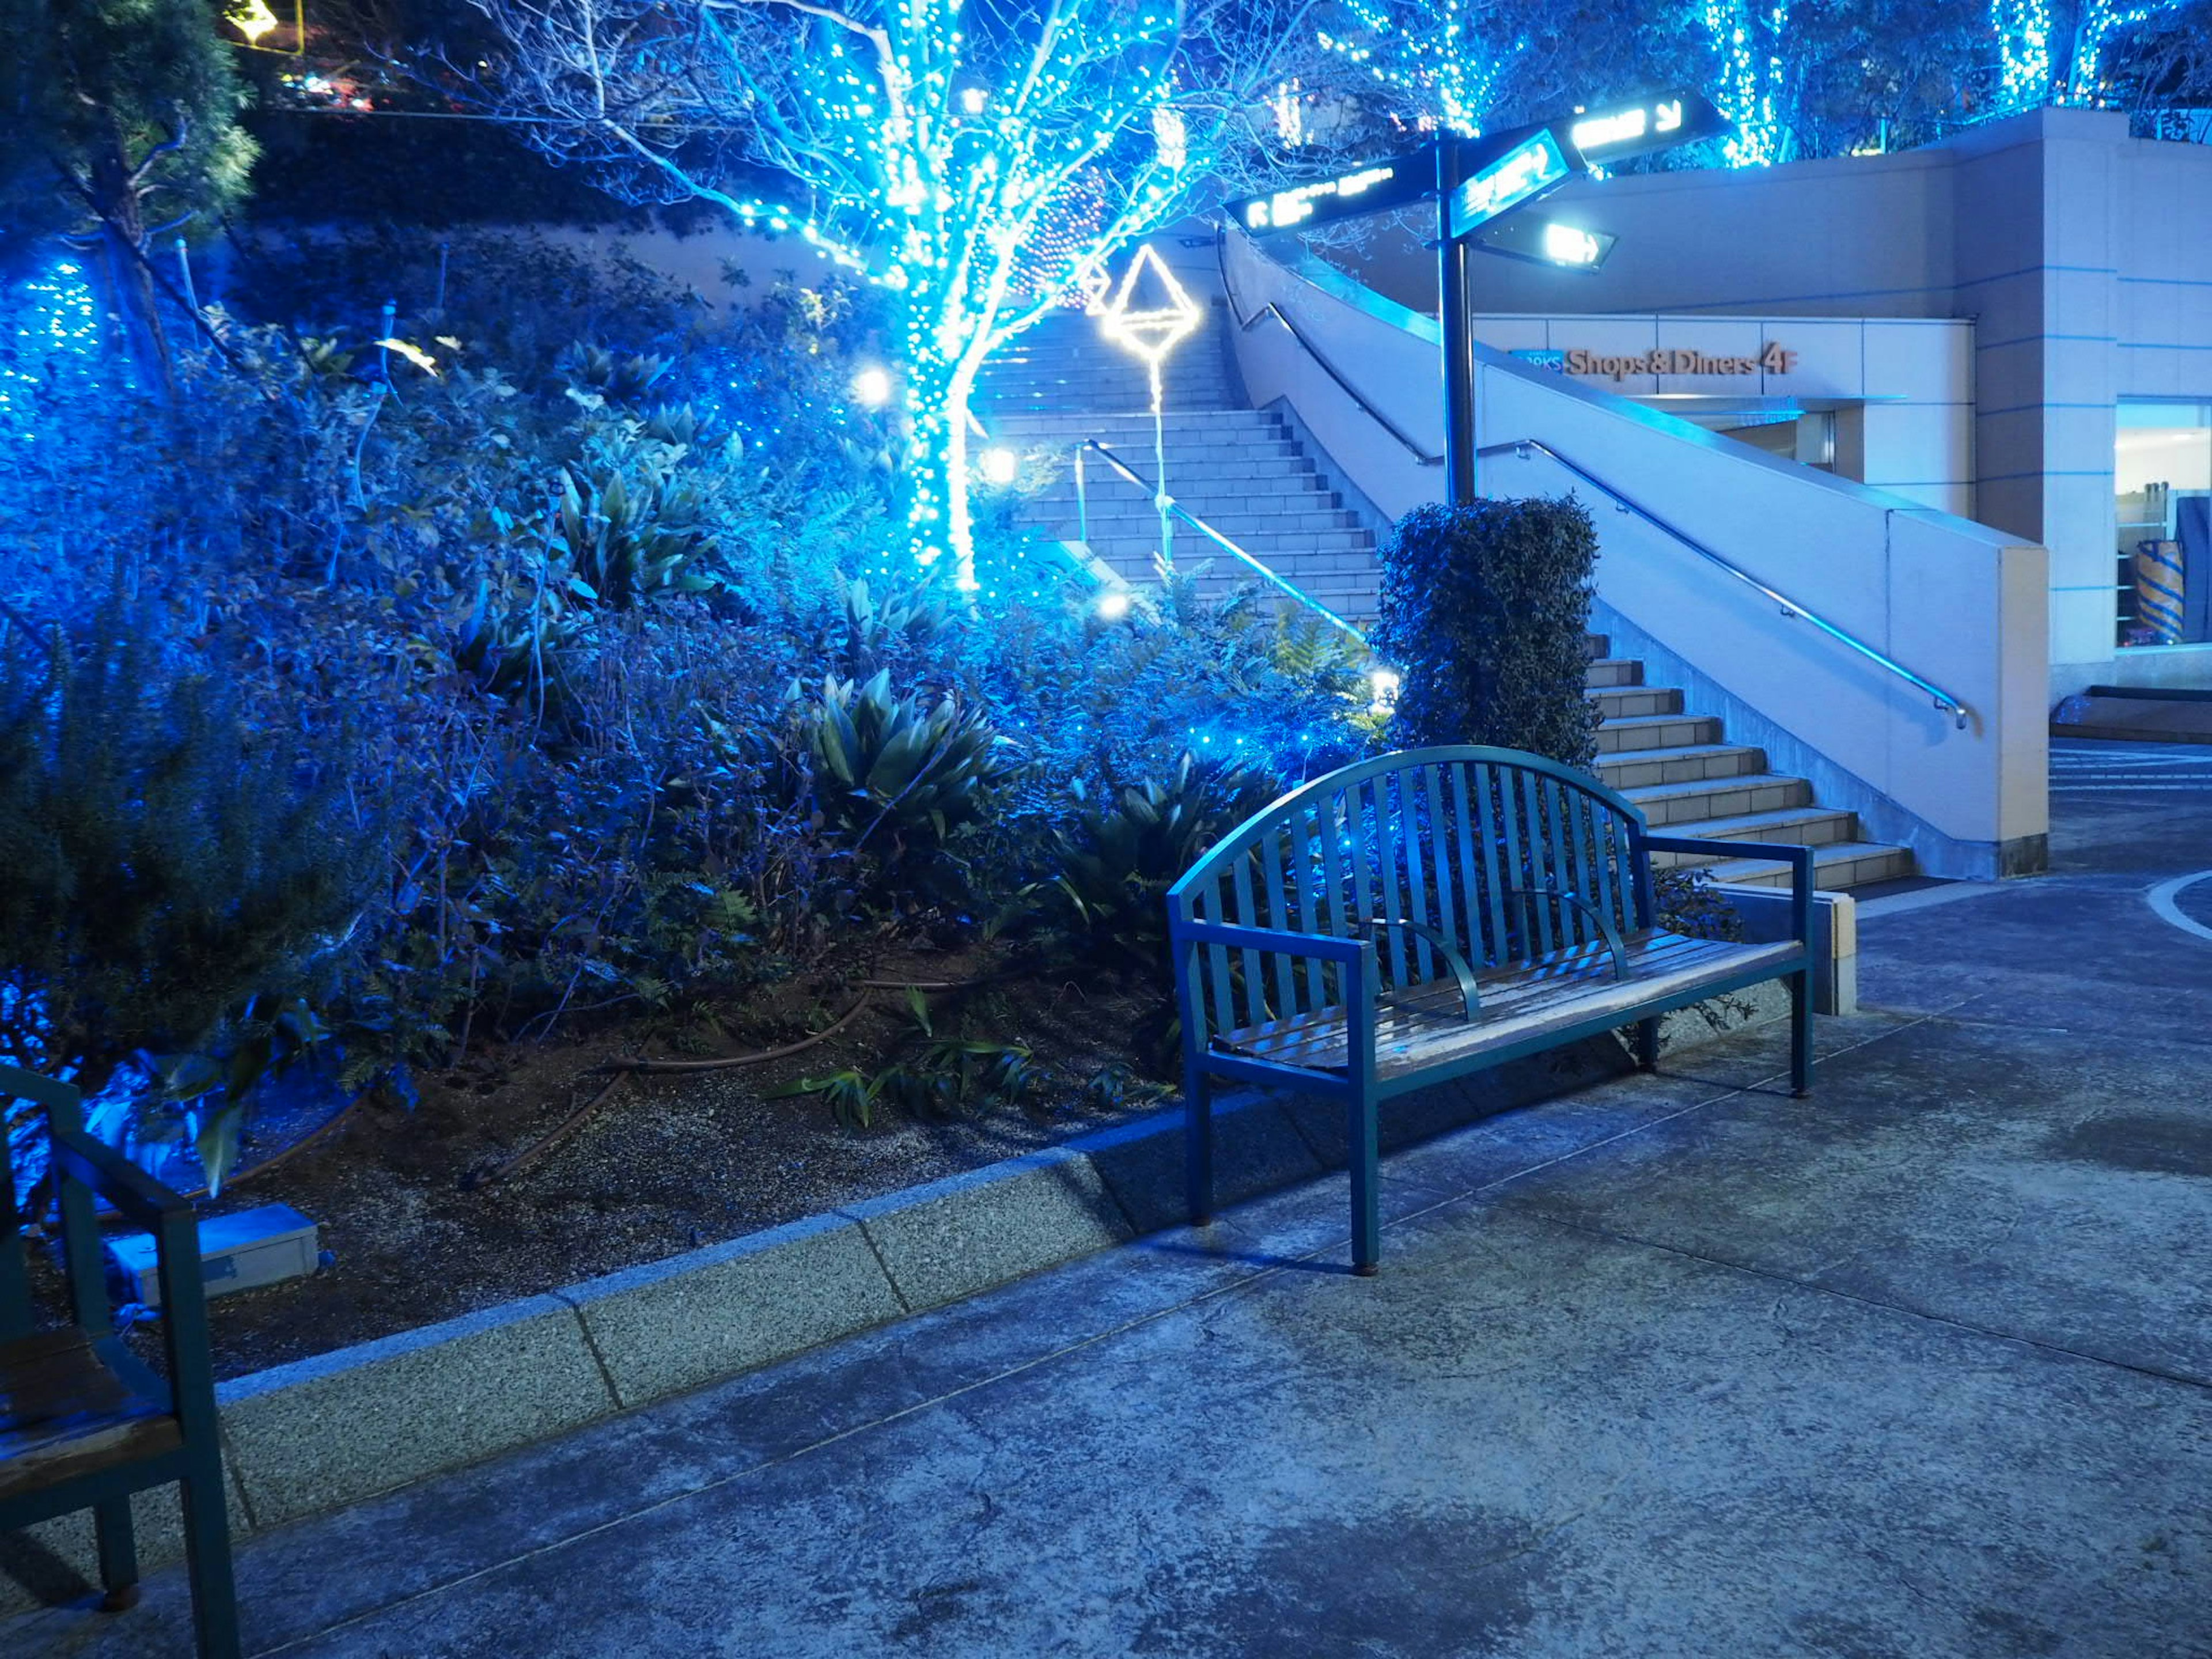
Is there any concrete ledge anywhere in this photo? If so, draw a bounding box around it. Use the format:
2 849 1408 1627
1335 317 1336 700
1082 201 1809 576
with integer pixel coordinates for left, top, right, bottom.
218 1293 614 1530
1715 886 1858 1016
0 983 1791 1612
561 1213 904 1410
841 1145 1134 1312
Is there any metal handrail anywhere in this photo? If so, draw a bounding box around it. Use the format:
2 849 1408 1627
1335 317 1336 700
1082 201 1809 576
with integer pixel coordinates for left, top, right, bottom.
1074 440 1367 642
1216 236 1444 468
1483 438 1972 729
1216 231 1975 730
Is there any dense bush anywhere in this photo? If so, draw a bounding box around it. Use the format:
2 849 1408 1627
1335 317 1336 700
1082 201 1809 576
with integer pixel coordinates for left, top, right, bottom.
0 249 1374 1165
1370 497 1601 768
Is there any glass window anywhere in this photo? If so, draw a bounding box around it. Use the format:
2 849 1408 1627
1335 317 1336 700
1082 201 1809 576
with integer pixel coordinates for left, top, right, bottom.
2116 401 2212 647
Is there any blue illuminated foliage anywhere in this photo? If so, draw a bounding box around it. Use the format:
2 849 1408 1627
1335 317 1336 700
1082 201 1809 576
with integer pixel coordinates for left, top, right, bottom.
0 261 108 416
1317 0 1523 137
1702 0 1794 167
1994 0 2188 107
476 0 1256 594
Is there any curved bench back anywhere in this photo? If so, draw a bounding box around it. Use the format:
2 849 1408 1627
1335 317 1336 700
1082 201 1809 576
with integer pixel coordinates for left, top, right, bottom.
1168 747 1652 1039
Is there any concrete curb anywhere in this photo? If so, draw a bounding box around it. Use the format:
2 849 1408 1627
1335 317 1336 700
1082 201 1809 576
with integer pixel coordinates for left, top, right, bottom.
2 987 1789 1608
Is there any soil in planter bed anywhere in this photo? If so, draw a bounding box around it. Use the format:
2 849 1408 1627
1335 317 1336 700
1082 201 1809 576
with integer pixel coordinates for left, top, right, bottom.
81 953 1179 1382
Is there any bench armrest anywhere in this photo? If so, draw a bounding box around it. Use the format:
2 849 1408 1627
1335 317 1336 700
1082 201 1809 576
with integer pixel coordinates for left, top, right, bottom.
1170 917 1374 965
1503 885 1628 980
50 1126 193 1225
1638 834 1816 945
1365 919 1482 1018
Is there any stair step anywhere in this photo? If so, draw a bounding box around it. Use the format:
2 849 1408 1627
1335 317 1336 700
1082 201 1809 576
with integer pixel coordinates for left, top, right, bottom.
1592 685 1683 721
1623 772 1813 826
1584 658 1643 689
1703 840 1916 891
1598 742 1770 789
1595 713 1724 753
1645 804 1861 865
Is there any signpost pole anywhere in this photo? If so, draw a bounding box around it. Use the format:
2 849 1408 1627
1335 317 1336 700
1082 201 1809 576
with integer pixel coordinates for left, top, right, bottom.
1436 138 1480 505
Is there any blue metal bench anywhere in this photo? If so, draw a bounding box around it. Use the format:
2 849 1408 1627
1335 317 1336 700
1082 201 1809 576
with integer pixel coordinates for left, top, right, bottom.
1168 745 1813 1274
0 1064 238 1656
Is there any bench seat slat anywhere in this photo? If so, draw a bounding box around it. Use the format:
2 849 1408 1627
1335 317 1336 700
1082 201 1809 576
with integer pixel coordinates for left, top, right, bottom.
1214 931 1801 1078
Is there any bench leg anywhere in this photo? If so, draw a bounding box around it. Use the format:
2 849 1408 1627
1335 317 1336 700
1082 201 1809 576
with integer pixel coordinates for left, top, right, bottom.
1348 1085 1380 1277
1790 968 1813 1099
1184 1060 1214 1228
180 1450 241 1659
93 1497 138 1612
1634 1016 1660 1071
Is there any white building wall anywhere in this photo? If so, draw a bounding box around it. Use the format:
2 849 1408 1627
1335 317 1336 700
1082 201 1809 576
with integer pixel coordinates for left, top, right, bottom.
1332 108 2212 696
1468 312 1976 516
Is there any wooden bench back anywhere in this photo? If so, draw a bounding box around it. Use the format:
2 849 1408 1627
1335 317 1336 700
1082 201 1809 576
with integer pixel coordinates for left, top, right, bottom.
0 1064 86 1340
1168 747 1652 1042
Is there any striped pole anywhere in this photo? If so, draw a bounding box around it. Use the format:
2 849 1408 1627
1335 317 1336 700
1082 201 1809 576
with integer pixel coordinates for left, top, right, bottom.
2135 540 2186 645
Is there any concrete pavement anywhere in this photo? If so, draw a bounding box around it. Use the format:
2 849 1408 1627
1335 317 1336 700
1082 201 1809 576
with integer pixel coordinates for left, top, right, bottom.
9 745 2211 1658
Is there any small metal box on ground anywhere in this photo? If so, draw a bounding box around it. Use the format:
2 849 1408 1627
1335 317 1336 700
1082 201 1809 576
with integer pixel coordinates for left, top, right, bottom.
111 1202 321 1308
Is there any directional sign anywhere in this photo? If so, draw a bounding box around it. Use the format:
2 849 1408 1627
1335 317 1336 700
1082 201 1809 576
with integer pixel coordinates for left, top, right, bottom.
1474 214 1619 271
1562 91 1729 165
1225 145 1436 236
1446 127 1580 241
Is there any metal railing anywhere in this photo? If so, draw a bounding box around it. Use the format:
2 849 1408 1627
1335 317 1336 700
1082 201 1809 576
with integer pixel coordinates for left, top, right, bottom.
1073 440 1367 642
1217 237 1444 468
1215 232 1971 730
1482 438 1972 729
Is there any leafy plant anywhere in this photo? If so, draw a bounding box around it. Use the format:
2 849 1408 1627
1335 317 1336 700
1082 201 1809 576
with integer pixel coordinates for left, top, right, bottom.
554 460 719 611
1369 497 1601 768
0 594 367 1166
796 669 1018 858
1050 753 1275 968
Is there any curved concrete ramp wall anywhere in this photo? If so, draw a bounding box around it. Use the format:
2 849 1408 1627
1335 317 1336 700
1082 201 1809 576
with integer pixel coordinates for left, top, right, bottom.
1221 230 2049 879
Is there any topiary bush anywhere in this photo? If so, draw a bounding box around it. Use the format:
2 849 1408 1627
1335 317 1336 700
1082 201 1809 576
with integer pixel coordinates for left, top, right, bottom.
1369 497 1600 770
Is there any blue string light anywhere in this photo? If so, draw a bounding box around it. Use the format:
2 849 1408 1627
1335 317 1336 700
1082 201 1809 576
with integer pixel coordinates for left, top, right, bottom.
0 261 107 420
1317 0 1521 137
1702 0 1791 167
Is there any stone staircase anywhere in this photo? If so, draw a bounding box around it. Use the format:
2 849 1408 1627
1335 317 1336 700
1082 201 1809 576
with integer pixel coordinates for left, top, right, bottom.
1586 641 1913 891
982 291 1916 893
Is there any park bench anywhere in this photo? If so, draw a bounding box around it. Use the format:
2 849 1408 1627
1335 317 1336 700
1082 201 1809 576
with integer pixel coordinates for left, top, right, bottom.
0 1063 238 1658
1168 745 1813 1274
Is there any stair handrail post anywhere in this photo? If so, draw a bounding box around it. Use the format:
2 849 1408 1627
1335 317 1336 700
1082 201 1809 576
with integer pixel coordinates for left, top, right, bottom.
1073 441 1089 547
1150 358 1172 573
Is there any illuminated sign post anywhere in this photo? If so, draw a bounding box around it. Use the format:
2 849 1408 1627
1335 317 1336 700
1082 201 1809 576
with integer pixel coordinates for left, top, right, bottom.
1226 90 1730 502
1234 152 1437 236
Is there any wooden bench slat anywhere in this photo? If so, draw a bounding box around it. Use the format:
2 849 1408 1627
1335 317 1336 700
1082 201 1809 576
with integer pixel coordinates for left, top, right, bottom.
1214 932 1799 1077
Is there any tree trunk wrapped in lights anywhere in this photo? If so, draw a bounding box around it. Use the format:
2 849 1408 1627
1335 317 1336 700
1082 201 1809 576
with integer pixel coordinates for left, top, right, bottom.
462 0 1332 593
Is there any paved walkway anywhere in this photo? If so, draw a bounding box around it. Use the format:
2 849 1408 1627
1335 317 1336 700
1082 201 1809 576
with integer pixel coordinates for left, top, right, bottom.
11 749 2212 1657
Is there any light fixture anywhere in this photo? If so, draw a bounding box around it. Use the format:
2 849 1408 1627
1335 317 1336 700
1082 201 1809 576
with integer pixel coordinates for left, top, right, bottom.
1474 214 1618 272
1099 245 1203 570
960 86 987 115
1096 589 1133 620
1368 667 1402 714
852 366 893 408
979 446 1019 485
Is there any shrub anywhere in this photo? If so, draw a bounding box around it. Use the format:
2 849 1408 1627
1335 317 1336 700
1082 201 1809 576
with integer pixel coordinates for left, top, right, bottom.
0 593 368 1180
1369 498 1600 768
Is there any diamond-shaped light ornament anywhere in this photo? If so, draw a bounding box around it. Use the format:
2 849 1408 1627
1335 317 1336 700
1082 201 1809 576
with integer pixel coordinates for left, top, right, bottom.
1099 244 1201 368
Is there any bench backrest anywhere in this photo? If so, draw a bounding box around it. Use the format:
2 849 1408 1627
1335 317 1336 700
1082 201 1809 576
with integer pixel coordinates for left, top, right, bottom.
0 1063 86 1339
1168 746 1652 1039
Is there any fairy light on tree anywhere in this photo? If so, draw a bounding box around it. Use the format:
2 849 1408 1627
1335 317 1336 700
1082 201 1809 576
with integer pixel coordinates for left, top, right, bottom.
1316 0 1520 137
1993 0 2186 107
466 0 1320 593
1702 0 1794 166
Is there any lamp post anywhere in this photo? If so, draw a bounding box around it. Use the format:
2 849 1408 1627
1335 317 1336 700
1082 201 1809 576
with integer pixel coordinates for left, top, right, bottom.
1099 244 1203 571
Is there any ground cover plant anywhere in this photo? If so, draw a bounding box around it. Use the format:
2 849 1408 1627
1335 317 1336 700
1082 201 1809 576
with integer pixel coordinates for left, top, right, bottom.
0 232 1373 1205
